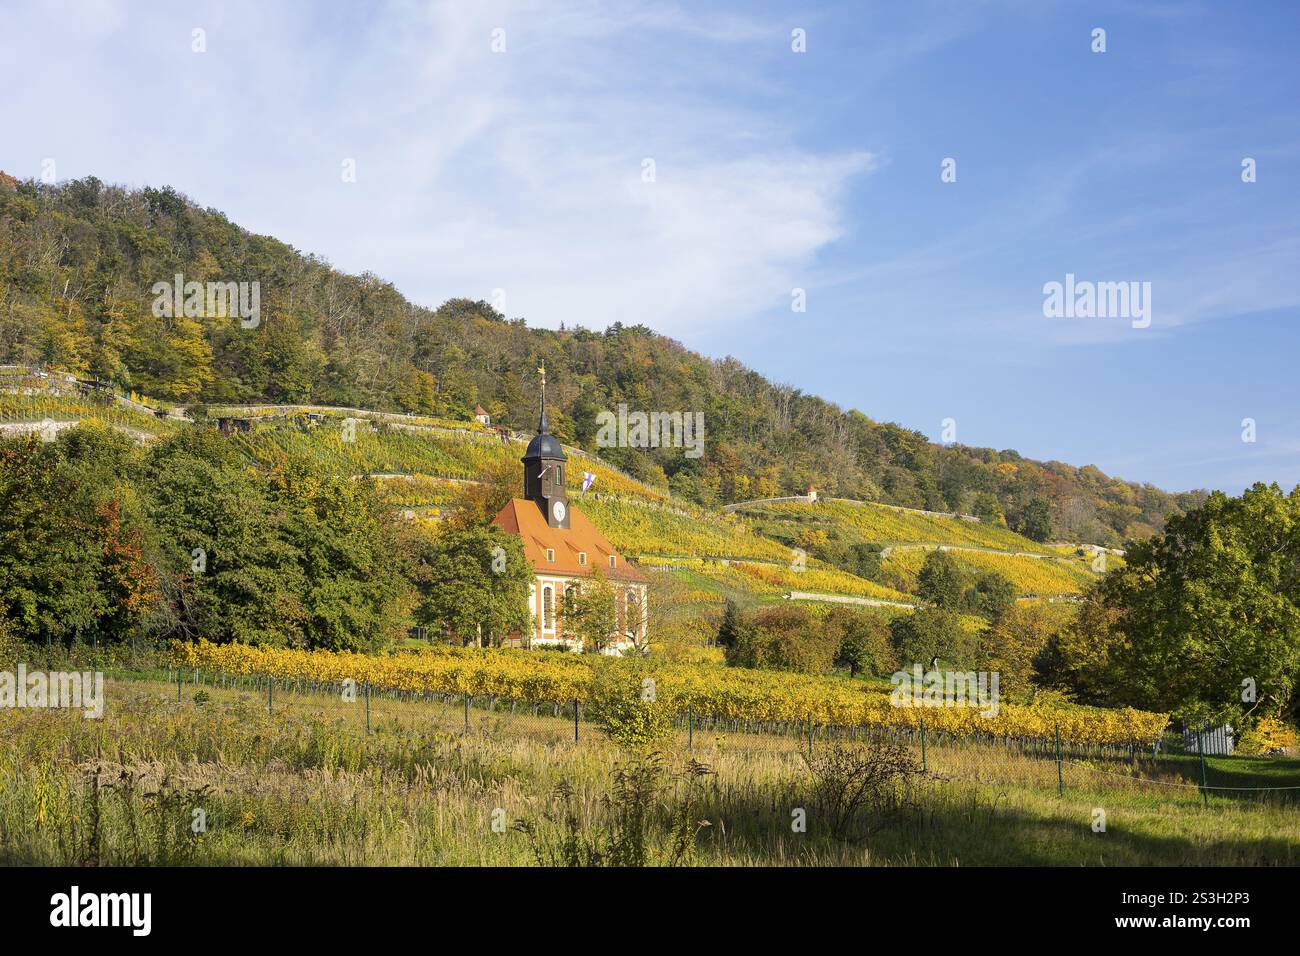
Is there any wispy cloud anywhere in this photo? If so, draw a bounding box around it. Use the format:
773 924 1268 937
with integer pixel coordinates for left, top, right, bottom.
0 0 877 335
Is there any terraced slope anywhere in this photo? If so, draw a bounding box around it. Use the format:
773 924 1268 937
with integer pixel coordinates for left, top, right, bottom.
0 393 181 439
741 498 1057 553
1 393 1099 606
883 547 1096 596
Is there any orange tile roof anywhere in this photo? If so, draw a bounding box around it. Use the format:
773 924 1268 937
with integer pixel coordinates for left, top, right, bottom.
492 498 648 583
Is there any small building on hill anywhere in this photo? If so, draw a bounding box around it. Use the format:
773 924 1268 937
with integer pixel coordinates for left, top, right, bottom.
474 404 491 426
491 370 647 654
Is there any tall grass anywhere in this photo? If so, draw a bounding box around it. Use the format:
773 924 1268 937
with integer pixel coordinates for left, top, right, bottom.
1 676 1294 866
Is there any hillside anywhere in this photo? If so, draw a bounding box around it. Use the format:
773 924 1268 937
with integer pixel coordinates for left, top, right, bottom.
0 174 1207 548
0 379 1100 625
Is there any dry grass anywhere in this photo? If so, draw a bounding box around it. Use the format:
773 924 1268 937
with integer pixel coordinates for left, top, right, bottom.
0 675 1295 866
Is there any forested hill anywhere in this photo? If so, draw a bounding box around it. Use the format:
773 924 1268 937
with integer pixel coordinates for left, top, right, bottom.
0 174 1204 546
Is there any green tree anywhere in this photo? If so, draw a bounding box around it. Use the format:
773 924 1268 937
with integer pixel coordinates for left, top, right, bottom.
716 599 744 649
917 549 969 610
1035 585 1123 705
0 426 159 647
567 569 619 653
269 461 410 651
981 601 1073 699
1016 499 1052 542
826 607 896 677
889 608 974 670
964 571 1016 622
1093 484 1300 723
723 605 838 674
411 526 531 647
971 492 1002 523
146 429 309 647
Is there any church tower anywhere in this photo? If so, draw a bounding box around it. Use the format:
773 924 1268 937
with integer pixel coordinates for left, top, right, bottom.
522 365 570 529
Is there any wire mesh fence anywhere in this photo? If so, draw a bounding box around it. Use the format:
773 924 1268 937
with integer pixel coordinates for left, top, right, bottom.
141 665 1300 819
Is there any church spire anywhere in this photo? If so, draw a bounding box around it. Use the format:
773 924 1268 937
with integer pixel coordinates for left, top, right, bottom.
537 363 550 434
522 364 568 528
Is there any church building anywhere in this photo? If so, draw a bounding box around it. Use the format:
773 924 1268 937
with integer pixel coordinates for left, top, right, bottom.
492 369 648 654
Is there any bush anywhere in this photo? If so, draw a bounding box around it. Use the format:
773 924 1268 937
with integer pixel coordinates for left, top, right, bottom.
0 612 20 668
586 663 673 752
802 739 923 841
723 605 839 674
1236 716 1298 756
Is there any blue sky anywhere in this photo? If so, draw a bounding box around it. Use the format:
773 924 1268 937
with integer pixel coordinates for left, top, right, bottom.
3 0 1298 494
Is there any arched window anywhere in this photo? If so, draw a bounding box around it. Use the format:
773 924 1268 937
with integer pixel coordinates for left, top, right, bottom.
564 585 577 615
542 586 554 631
626 588 639 638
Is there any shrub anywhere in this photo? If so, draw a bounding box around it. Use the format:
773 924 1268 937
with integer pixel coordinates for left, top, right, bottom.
802 739 923 841
723 605 839 675
0 612 19 668
1236 716 1298 756
586 663 673 752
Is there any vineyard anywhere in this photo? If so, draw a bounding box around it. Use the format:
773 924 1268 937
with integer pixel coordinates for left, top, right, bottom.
744 499 1058 553
375 475 471 511
581 496 792 562
1 391 1098 608
0 394 179 437
639 556 914 604
173 640 1171 744
235 425 501 479
883 548 1097 596
234 421 671 502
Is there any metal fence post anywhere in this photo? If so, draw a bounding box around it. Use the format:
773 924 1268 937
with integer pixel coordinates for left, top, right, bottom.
573 698 580 743
919 713 927 772
1055 722 1064 797
176 669 182 703
464 695 470 732
688 706 694 751
807 713 813 753
365 682 371 735
1198 722 1209 809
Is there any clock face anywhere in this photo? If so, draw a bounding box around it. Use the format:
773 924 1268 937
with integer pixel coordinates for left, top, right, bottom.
552 500 567 522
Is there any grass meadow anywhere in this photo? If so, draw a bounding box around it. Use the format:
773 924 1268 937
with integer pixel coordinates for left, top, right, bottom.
1 674 1295 867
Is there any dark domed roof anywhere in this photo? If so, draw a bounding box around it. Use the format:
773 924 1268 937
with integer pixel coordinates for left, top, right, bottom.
523 432 566 460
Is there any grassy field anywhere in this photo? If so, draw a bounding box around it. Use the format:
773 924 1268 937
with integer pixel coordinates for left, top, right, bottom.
2 674 1294 867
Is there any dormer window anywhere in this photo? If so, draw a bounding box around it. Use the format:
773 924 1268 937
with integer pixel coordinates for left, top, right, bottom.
608 555 617 569
546 548 555 562
578 552 587 566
